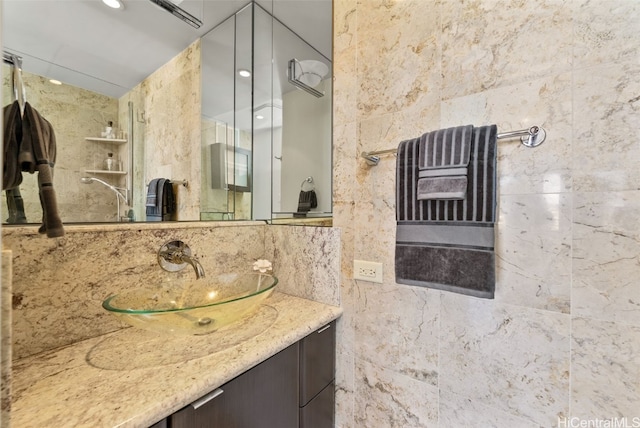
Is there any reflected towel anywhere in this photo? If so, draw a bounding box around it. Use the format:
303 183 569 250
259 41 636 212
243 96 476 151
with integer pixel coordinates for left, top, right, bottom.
2 101 23 190
146 179 175 221
296 190 318 213
22 102 64 238
294 190 318 218
146 178 160 208
162 180 176 220
5 188 27 224
146 178 164 221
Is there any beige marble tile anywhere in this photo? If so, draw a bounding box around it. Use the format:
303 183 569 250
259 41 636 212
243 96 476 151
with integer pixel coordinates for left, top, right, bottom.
572 63 640 192
353 199 396 283
336 279 356 359
336 280 357 370
1 250 12 428
440 389 541 428
355 113 396 204
333 201 355 280
264 225 341 306
335 384 355 428
357 95 441 158
335 258 355 428
496 193 571 313
573 0 640 68
333 0 358 127
355 281 439 385
333 121 358 203
4 224 266 359
571 317 640 420
356 105 441 203
355 358 438 428
572 191 640 326
335 325 355 428
335 276 356 428
441 0 573 99
439 293 570 426
441 72 573 195
356 0 441 120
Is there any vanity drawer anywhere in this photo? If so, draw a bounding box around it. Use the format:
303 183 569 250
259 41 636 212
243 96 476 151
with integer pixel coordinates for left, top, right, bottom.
300 380 335 428
169 342 299 428
299 321 336 406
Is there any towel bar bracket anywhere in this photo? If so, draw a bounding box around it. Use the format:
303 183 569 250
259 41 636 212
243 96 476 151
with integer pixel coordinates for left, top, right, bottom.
300 176 315 191
361 148 397 166
498 125 546 148
361 125 547 166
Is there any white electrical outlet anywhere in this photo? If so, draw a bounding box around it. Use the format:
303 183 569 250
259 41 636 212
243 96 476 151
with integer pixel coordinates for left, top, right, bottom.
354 260 383 283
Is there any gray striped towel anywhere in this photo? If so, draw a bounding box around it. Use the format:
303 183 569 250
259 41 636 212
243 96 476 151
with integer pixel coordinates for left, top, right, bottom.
417 125 472 200
395 125 497 299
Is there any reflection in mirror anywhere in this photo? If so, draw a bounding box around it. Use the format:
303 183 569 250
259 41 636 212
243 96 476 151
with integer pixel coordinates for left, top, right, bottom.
200 3 332 223
1 64 133 223
271 17 332 220
200 4 253 221
2 0 332 226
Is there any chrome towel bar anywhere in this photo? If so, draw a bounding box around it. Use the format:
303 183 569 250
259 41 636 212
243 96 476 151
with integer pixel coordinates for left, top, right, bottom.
362 125 546 166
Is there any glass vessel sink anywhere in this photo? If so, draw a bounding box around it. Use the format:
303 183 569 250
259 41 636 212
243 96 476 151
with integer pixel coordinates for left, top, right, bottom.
102 272 278 335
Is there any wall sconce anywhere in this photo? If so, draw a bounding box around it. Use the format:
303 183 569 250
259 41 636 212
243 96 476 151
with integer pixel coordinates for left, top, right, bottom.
287 59 329 98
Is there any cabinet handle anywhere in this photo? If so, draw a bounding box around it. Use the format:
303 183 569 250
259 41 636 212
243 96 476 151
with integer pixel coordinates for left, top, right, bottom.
191 388 224 410
317 324 331 334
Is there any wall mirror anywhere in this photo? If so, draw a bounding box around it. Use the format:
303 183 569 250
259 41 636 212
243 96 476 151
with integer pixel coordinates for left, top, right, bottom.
1 0 332 226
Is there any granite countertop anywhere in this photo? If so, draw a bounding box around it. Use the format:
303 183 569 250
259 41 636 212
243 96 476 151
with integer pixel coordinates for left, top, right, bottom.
11 292 342 428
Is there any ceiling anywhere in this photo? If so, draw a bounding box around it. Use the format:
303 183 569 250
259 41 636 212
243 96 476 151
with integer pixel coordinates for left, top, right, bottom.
2 0 332 98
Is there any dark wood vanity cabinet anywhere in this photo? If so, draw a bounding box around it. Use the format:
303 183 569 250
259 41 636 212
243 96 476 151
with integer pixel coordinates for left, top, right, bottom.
166 321 336 428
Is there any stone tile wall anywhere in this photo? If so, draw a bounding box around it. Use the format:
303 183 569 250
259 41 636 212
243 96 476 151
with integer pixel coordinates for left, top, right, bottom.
333 1 640 426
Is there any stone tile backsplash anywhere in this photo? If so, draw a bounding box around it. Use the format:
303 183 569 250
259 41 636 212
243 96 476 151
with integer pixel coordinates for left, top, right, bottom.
3 222 340 360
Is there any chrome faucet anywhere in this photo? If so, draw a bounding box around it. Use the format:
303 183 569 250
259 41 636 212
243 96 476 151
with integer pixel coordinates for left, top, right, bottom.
157 240 206 279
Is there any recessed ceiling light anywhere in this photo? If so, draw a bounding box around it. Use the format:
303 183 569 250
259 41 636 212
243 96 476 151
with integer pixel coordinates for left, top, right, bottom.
49 79 62 85
238 69 251 78
255 115 265 120
102 0 124 10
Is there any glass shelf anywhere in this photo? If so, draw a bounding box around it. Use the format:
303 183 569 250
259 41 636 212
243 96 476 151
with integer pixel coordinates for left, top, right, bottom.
85 137 127 145
85 170 127 175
